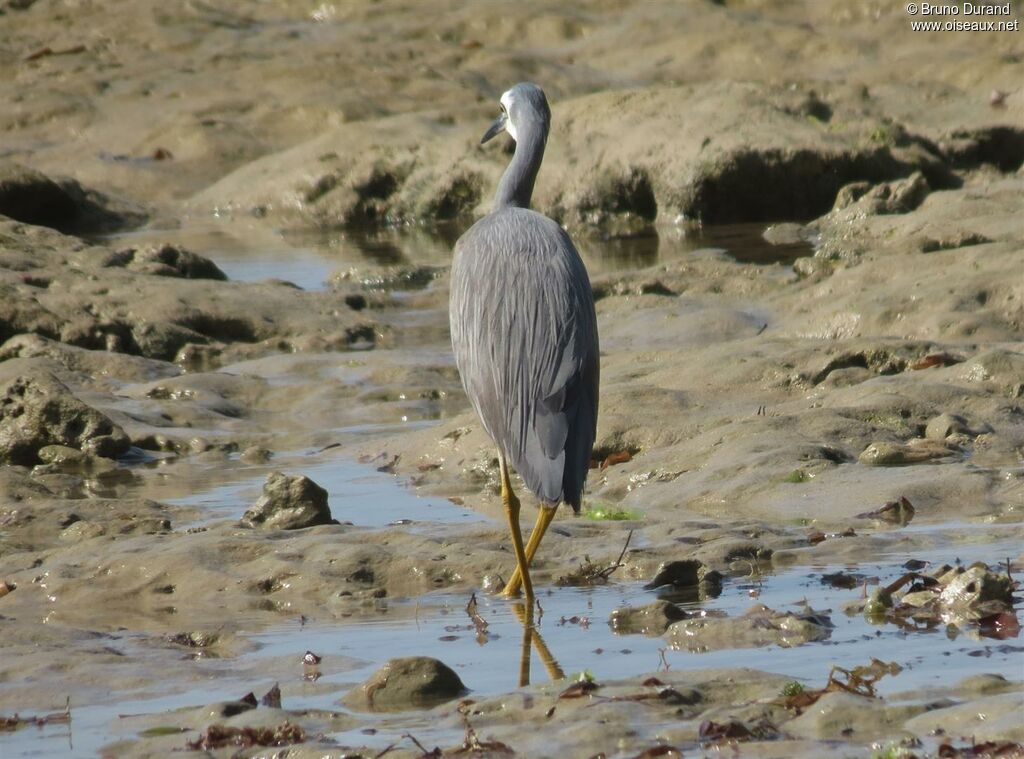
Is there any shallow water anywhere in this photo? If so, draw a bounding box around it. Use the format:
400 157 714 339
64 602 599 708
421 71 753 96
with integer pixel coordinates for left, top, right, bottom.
104 217 809 292
168 452 489 530
4 525 1019 757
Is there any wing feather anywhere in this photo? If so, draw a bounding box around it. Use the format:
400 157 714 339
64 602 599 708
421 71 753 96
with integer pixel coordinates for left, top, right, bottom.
450 207 599 508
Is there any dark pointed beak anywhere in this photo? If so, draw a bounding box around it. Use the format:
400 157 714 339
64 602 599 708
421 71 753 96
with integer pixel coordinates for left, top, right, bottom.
480 113 507 144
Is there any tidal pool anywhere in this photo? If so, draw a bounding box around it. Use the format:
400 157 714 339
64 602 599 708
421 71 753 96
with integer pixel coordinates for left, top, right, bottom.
3 519 1018 757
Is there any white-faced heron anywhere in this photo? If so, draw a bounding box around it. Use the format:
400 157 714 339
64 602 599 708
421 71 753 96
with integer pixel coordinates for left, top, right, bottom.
449 82 600 599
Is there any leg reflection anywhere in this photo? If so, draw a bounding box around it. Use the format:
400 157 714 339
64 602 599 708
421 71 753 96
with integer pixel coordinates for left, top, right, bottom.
511 601 564 688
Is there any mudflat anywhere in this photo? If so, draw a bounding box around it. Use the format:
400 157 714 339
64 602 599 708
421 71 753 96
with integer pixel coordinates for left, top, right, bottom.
1 2 1022 757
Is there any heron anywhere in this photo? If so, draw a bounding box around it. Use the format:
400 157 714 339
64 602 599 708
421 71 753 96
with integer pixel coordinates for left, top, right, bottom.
449 82 600 600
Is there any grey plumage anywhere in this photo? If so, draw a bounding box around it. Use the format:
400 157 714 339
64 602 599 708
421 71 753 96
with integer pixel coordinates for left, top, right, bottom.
450 83 599 512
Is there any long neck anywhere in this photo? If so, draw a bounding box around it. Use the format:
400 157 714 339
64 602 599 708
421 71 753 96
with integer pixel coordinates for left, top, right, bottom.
493 125 547 210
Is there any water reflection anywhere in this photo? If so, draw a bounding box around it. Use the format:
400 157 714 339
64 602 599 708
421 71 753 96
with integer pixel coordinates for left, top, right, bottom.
577 232 660 273
104 218 811 293
513 601 564 688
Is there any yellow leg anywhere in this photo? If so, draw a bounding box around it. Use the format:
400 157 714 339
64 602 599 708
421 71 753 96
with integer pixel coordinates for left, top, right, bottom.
499 455 533 599
502 506 556 598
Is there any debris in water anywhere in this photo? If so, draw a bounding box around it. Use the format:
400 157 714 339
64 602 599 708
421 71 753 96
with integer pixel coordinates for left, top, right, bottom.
261 683 282 708
978 611 1021 640
820 571 867 589
303 650 322 681
596 450 633 469
644 558 724 604
627 747 684 758
910 352 964 370
855 561 1019 631
465 592 489 643
806 526 856 545
452 719 515 756
558 672 600 699
185 721 305 750
938 739 1024 757
0 698 71 732
557 530 633 586
778 657 902 711
698 717 778 745
856 495 915 525
166 631 219 648
239 692 258 708
377 455 400 473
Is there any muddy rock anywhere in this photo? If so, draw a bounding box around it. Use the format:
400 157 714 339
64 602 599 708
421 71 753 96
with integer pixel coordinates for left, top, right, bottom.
832 171 931 215
903 693 1024 743
36 444 118 474
786 691 928 740
664 604 832 652
0 163 79 230
240 471 333 530
645 559 724 592
858 439 954 467
346 656 466 711
0 466 53 501
924 412 971 441
240 446 273 464
957 350 1024 389
0 221 378 364
0 333 180 384
0 359 130 465
610 600 688 636
762 222 804 246
0 162 142 234
106 244 227 280
330 263 446 292
938 563 1014 615
59 519 108 542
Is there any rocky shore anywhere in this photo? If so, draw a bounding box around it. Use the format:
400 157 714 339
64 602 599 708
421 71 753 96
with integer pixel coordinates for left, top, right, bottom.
1 1 1022 756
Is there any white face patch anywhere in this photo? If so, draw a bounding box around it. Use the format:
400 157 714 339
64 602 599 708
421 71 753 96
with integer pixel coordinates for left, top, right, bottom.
500 89 518 142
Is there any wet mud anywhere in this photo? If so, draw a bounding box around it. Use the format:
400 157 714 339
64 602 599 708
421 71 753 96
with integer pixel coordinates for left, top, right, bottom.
2 1 1023 757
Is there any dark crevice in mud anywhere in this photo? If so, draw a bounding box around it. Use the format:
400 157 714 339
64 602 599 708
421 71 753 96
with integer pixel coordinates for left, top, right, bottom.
351 166 404 224
344 294 368 311
809 349 911 385
345 323 377 347
942 126 1024 173
177 315 261 344
0 168 146 235
422 172 483 221
685 147 937 224
557 167 659 239
590 442 642 461
588 168 659 222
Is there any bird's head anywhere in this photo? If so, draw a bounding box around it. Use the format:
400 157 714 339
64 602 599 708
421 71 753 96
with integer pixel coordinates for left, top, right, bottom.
481 82 551 145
